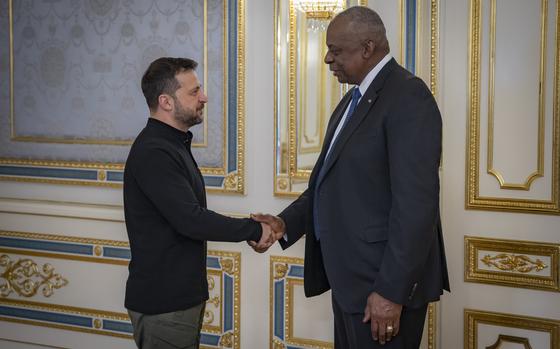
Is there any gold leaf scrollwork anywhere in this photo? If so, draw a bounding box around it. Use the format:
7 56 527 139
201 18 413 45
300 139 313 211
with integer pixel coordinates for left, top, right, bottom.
207 276 215 291
219 332 234 348
278 178 288 191
274 263 289 280
273 338 286 349
0 255 69 298
206 295 220 308
203 310 214 325
481 253 548 273
220 258 235 275
224 173 239 191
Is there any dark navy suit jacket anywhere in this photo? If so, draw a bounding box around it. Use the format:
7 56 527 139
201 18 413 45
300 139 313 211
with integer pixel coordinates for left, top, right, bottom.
279 59 450 314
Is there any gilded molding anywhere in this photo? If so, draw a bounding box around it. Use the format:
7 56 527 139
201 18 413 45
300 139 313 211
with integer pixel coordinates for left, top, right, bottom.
0 158 124 170
464 309 560 349
487 334 532 349
0 255 68 298
465 236 560 292
430 0 439 97
466 0 560 214
427 302 436 349
486 0 546 191
0 230 130 266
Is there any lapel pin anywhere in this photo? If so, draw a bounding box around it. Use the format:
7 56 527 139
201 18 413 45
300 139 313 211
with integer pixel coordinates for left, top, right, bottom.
368 99 372 103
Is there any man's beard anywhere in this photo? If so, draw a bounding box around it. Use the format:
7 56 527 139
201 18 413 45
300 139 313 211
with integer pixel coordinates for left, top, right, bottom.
173 97 203 128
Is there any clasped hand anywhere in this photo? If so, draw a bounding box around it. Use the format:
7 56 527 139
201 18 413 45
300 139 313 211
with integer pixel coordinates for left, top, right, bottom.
248 213 285 253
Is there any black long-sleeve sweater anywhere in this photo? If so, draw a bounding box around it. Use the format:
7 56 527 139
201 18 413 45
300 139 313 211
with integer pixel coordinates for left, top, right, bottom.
124 118 261 314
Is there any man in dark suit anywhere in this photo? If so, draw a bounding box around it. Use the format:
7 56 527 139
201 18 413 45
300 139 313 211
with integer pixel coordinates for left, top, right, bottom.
252 6 449 348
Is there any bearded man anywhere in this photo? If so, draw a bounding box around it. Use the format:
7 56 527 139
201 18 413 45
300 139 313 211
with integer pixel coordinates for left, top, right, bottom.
123 57 279 349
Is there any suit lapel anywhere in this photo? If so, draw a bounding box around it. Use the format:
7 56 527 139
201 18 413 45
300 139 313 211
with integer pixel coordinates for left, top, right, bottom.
316 59 397 184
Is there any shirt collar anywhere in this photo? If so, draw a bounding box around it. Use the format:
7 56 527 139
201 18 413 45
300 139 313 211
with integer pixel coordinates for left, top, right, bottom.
357 53 393 96
147 117 192 144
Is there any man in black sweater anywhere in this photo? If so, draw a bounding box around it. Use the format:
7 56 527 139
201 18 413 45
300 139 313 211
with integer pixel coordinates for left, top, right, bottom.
124 57 277 349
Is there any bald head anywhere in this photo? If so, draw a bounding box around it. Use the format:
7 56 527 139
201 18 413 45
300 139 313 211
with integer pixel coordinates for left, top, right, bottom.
331 6 389 53
324 6 390 84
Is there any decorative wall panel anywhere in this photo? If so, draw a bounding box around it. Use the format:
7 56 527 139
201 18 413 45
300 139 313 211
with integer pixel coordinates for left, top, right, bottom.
466 0 560 214
465 309 560 349
0 230 240 348
0 0 246 193
465 236 559 292
270 256 333 349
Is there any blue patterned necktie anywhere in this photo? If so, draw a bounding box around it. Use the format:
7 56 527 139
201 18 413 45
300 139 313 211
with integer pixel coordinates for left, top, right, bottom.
313 87 362 240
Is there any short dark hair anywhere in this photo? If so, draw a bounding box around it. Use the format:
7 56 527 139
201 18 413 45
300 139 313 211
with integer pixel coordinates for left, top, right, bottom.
141 57 198 112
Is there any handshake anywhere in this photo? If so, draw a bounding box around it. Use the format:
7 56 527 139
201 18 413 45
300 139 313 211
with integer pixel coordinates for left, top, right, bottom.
249 213 286 253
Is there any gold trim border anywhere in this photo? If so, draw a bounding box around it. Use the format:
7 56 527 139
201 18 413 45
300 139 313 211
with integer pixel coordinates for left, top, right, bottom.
466 0 560 214
465 236 560 292
464 309 560 349
486 0 546 190
0 230 130 266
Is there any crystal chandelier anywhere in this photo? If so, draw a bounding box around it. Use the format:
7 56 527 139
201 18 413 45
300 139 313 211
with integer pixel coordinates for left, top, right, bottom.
294 0 345 31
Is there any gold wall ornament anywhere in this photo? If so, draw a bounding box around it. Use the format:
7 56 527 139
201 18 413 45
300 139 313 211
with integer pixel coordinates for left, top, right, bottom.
93 319 102 329
93 245 102 256
219 332 234 348
278 178 288 191
223 173 240 192
207 276 215 291
203 310 214 325
481 253 548 273
207 295 220 308
219 258 235 275
274 263 289 280
486 334 532 349
0 255 68 298
97 170 106 181
465 236 560 292
273 338 287 349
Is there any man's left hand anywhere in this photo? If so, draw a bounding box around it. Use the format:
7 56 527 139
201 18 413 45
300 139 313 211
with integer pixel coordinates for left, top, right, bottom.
362 292 403 345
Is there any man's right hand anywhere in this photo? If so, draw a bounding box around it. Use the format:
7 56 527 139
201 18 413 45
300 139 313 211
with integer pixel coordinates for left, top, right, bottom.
248 213 286 253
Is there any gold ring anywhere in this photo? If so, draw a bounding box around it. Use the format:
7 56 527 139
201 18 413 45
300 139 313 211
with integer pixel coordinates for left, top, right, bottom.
386 325 394 332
